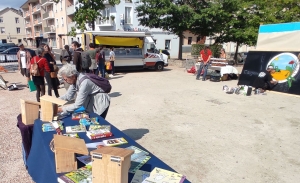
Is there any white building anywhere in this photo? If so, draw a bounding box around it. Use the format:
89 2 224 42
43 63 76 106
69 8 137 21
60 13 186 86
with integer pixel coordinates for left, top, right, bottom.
67 0 179 58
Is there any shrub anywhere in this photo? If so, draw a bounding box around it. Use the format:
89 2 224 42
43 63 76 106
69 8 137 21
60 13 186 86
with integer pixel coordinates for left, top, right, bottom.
191 44 223 58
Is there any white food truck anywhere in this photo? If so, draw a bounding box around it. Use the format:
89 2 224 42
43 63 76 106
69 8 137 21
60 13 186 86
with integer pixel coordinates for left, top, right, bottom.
83 31 168 71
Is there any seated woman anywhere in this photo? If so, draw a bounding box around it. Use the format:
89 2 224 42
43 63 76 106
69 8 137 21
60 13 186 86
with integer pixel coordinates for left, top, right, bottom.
57 64 111 119
252 65 278 92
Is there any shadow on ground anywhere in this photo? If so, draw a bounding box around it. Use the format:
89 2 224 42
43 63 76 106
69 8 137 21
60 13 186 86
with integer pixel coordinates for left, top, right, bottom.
109 92 122 98
122 128 150 141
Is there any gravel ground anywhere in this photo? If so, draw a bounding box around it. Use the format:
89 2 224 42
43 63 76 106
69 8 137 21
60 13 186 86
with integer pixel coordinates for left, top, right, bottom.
0 64 300 183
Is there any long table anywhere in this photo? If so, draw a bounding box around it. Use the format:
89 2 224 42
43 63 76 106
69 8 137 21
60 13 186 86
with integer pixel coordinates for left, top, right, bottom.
26 113 190 183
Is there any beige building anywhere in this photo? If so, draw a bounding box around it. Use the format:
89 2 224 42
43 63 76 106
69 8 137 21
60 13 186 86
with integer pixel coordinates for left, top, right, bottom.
21 0 45 48
183 31 206 45
0 8 25 45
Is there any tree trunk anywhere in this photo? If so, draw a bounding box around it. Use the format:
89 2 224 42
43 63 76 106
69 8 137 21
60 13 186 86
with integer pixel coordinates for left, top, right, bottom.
92 21 95 31
178 33 183 60
234 42 240 65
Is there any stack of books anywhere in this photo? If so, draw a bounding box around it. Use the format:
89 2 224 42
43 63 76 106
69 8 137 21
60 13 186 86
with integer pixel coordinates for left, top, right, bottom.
86 124 113 140
57 165 92 183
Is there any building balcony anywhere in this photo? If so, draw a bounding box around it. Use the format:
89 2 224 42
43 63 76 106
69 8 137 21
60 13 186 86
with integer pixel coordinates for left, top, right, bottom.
25 22 32 28
44 26 56 33
96 18 114 27
67 22 76 31
43 11 54 20
41 0 54 7
26 33 32 38
34 18 42 25
32 4 41 14
24 11 30 18
66 5 74 15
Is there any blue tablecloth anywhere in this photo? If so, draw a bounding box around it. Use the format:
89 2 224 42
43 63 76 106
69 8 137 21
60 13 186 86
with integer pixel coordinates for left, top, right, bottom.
26 113 190 183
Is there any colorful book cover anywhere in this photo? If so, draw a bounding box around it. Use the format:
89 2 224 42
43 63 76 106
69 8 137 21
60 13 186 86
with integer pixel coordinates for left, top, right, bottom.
79 117 99 126
102 137 128 146
42 121 63 132
125 146 151 173
86 129 113 140
63 133 80 138
142 167 186 183
72 112 89 120
126 146 149 160
88 124 111 131
130 170 151 183
57 165 92 183
66 125 86 133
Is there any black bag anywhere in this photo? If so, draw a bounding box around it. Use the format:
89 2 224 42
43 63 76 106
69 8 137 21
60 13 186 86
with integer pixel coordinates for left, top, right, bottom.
210 72 221 82
79 73 111 93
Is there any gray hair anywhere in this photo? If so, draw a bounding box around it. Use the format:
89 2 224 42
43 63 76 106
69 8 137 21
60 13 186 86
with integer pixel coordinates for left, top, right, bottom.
58 64 78 77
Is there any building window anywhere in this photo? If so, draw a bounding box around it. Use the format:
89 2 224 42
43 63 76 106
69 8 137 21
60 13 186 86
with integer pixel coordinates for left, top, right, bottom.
18 39 22 43
125 7 132 24
60 0 63 11
165 40 171 50
0 27 5 34
63 38 65 45
71 38 74 42
0 17 3 23
101 8 110 24
15 18 19 23
61 17 64 27
77 37 80 43
188 37 192 45
56 19 59 28
196 36 201 43
16 27 20 34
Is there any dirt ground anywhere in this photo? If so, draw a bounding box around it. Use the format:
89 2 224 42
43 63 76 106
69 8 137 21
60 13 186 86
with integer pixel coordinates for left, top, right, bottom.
0 65 300 183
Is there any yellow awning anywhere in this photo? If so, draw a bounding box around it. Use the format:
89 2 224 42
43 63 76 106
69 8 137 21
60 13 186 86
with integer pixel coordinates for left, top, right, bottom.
95 36 143 48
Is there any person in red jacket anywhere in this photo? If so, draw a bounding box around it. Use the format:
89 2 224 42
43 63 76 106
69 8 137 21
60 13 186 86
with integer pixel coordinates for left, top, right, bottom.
196 45 212 81
30 48 50 102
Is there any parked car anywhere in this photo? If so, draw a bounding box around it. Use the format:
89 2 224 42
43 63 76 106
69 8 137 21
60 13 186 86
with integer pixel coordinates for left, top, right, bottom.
0 47 36 62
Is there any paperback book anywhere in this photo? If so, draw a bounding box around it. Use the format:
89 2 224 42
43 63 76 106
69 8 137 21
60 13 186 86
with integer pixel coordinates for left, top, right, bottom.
66 125 86 133
142 167 186 183
130 170 151 183
79 117 99 126
86 128 113 140
72 112 89 120
57 165 92 183
77 155 92 165
42 121 63 132
126 146 151 173
88 124 111 131
102 137 128 146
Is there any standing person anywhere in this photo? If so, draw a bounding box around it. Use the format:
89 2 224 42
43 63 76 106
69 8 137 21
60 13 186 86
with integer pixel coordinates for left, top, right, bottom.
196 45 212 81
109 47 115 76
43 44 60 98
72 41 84 72
17 43 32 87
220 48 226 59
252 65 278 93
98 46 106 78
57 64 110 119
29 48 50 102
87 43 98 74
60 45 72 64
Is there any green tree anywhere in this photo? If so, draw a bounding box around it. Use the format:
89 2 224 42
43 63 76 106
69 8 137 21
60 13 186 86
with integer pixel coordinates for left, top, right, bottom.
135 0 195 59
62 0 120 37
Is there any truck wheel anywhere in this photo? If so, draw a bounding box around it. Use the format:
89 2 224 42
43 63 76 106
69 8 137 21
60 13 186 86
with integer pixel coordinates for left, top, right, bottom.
155 63 164 71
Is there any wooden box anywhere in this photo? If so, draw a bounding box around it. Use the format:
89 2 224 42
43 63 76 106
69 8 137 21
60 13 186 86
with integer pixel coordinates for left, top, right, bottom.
40 95 67 122
53 134 89 173
91 147 134 183
20 99 40 125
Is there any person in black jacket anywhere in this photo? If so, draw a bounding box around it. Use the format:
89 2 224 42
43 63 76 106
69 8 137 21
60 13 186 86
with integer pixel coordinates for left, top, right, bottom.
43 44 60 97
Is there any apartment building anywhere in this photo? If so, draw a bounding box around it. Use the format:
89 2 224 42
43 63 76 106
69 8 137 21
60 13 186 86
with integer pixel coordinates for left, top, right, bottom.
0 8 25 45
21 0 45 48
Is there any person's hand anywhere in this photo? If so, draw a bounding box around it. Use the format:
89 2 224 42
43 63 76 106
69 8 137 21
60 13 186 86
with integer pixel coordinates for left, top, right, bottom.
57 107 63 113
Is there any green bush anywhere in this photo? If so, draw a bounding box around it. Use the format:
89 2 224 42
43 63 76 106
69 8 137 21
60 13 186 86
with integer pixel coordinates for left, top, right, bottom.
191 44 223 58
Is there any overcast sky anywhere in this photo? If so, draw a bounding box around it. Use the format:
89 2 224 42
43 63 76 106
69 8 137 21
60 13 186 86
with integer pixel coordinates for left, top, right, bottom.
0 0 25 10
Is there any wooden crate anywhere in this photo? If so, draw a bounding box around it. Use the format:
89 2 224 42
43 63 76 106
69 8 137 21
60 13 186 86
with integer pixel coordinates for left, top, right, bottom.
20 99 40 125
40 95 67 122
91 147 134 183
53 134 89 173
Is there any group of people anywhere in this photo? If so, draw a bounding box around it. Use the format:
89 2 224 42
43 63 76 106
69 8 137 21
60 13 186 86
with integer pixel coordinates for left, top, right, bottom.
18 41 113 119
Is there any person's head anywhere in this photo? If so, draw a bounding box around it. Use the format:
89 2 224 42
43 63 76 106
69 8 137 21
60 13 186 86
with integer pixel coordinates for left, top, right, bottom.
18 43 25 50
72 41 81 50
58 64 79 84
43 44 51 52
39 43 46 48
267 65 275 74
110 47 114 51
36 48 44 57
89 43 95 49
64 45 69 50
220 48 225 53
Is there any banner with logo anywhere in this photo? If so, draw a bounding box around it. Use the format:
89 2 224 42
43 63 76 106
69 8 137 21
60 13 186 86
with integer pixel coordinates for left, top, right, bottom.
238 51 300 95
